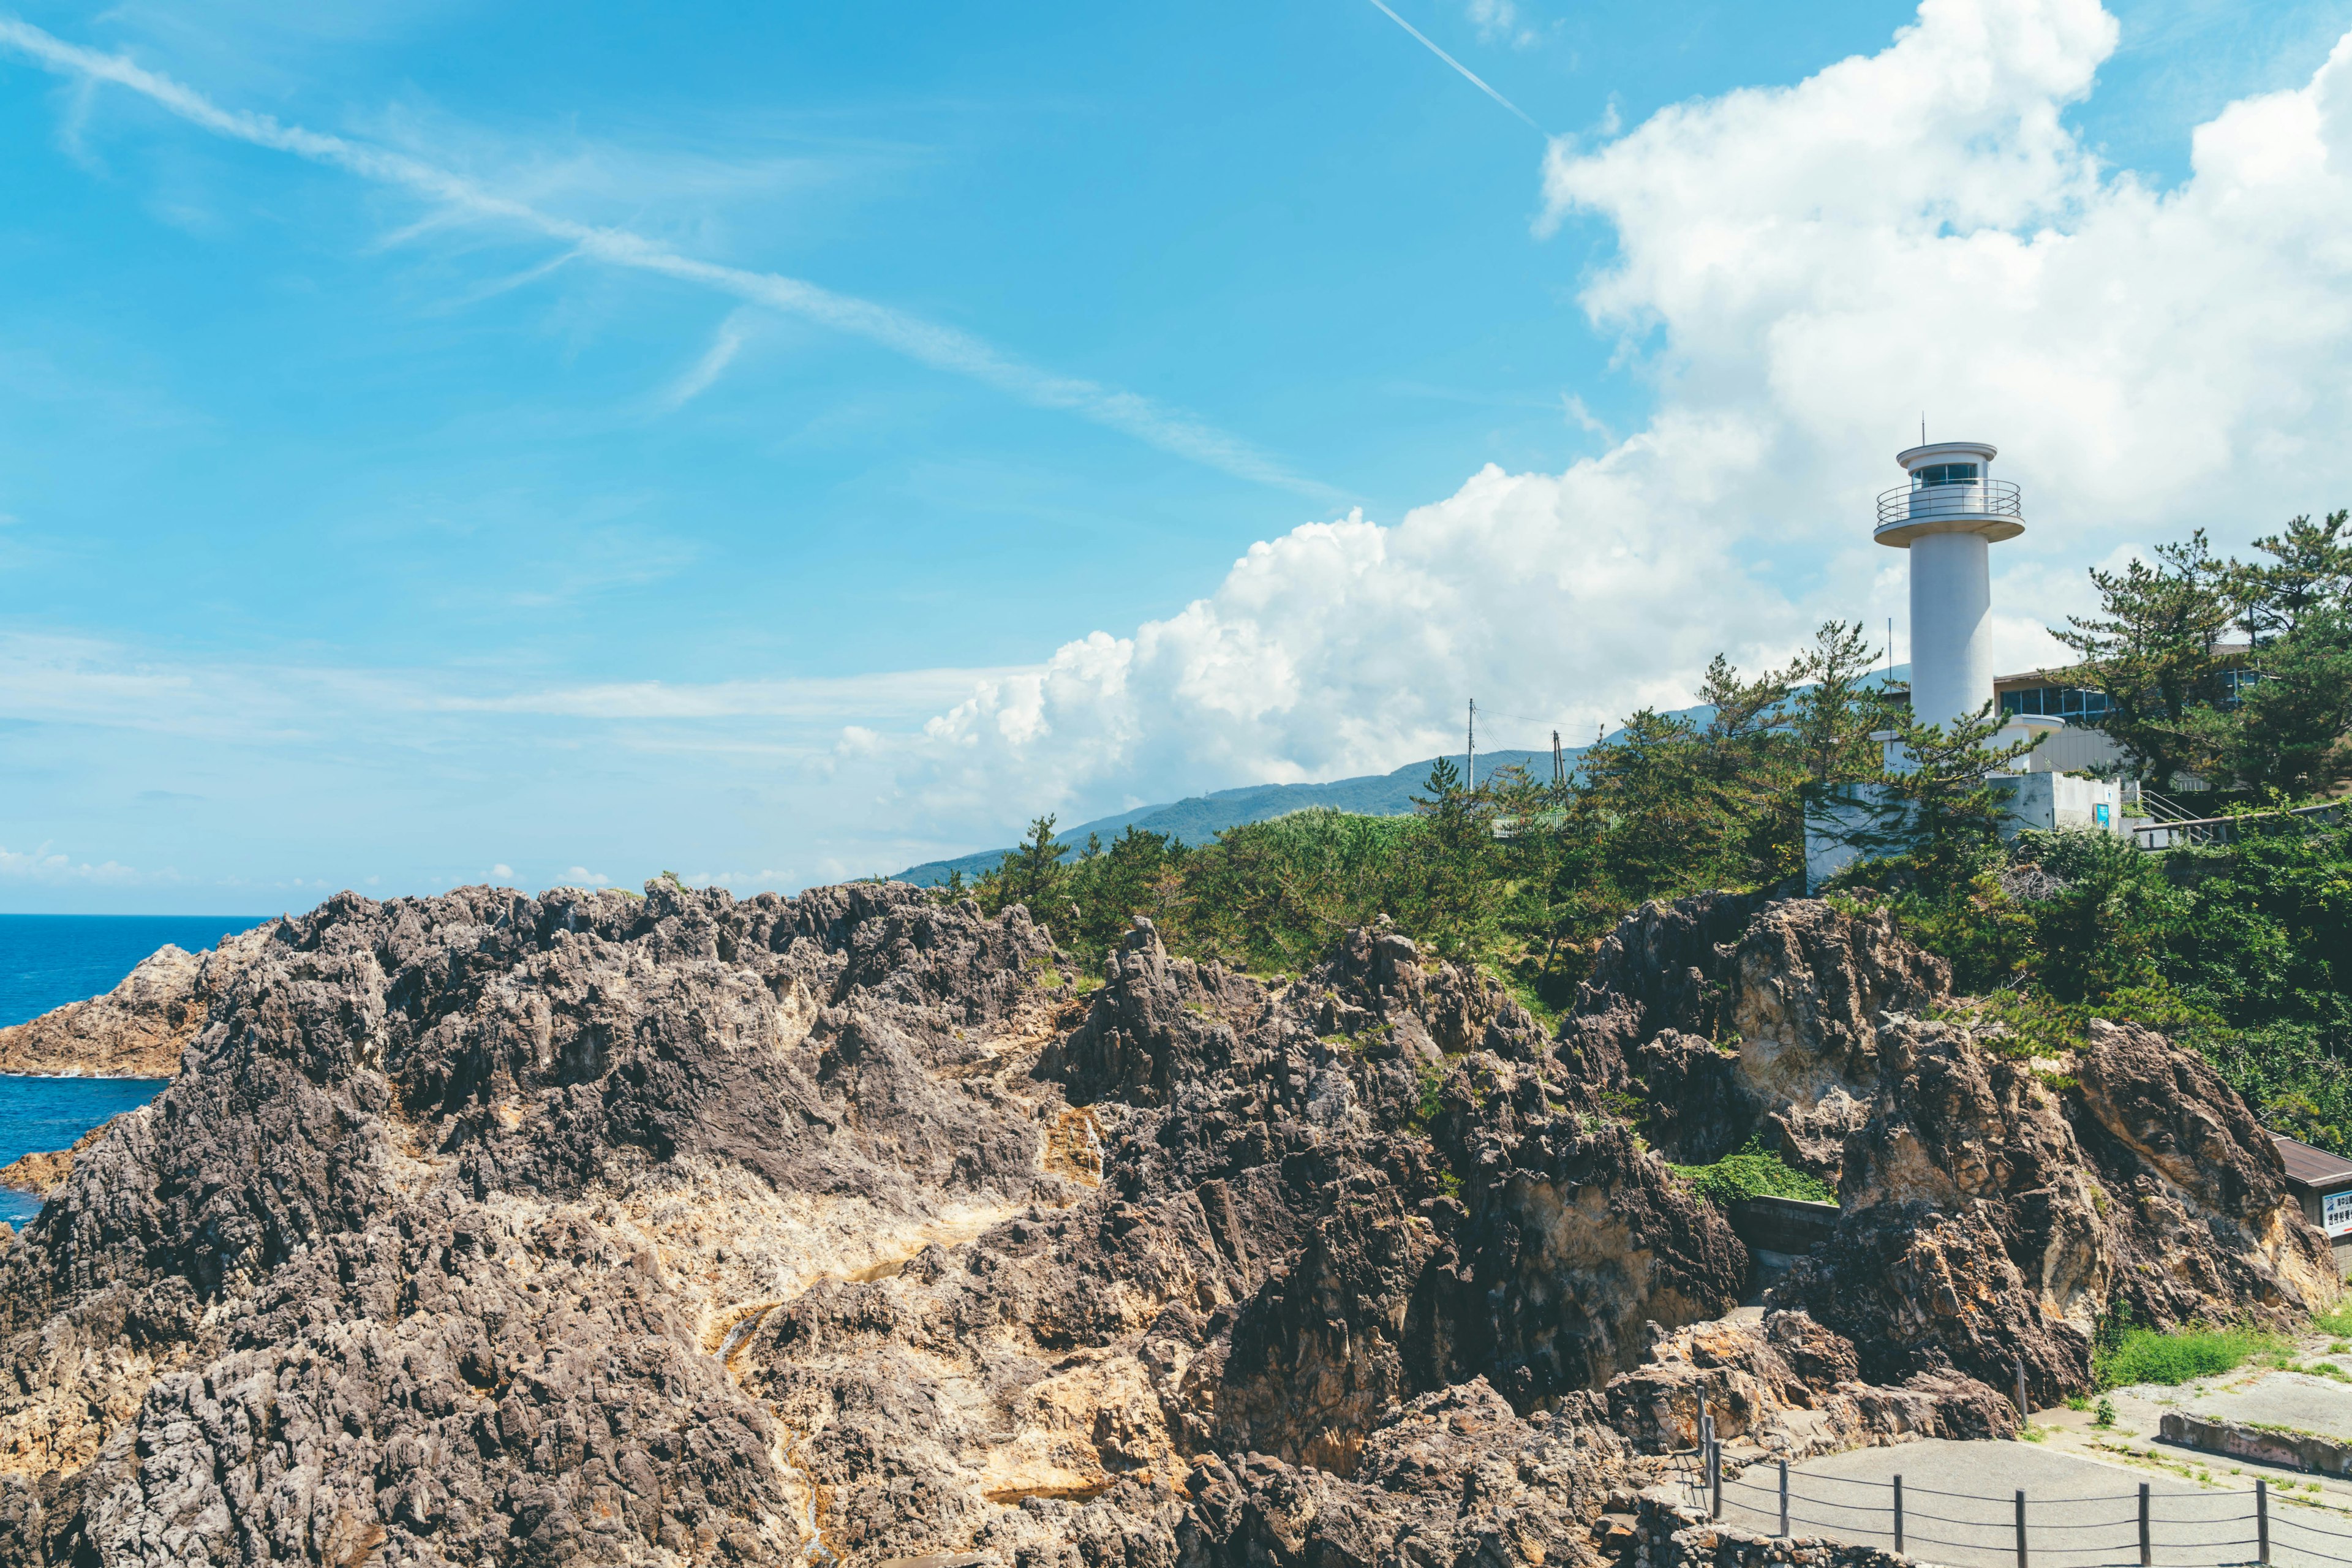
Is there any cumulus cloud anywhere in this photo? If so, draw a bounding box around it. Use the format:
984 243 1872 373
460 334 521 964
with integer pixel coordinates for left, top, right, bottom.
0 843 143 882
1463 0 1537 49
876 0 2352 839
15 0 2352 895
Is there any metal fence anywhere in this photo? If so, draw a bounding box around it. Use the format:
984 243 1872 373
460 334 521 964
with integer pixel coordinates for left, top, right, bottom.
2128 801 2342 852
1684 1418 2352 1565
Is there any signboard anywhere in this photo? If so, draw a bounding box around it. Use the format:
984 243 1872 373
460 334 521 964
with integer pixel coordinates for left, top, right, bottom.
2324 1189 2352 1238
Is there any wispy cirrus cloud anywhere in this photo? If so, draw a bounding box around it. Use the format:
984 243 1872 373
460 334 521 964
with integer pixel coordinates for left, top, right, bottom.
662 311 750 410
0 631 1020 737
0 18 1332 498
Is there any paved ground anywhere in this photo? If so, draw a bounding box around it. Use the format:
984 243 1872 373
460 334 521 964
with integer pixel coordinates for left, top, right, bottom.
1705 1437 2352 1566
2151 1365 2352 1442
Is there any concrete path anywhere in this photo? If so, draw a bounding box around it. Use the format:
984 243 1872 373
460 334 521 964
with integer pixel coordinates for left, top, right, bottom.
2160 1368 2352 1443
1708 1438 2352 1566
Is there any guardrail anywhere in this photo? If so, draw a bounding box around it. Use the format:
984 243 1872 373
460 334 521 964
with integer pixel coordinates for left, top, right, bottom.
2132 801 2343 851
1876 479 2024 529
1688 1419 2352 1565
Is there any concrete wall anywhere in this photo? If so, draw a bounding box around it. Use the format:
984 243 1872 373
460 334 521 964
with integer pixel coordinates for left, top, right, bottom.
1999 771 2125 834
1626 1496 1913 1567
2160 1411 2352 1477
1802 773 2128 891
1728 1196 1840 1256
2018 723 2125 775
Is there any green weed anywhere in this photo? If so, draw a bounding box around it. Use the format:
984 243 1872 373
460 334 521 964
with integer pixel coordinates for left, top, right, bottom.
2096 1324 2282 1389
1668 1134 1836 1207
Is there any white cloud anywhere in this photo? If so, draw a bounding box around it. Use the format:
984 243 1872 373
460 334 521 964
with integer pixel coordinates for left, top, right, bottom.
862 0 2352 842
13 0 2352 895
1463 0 1537 49
662 311 749 410
0 843 143 882
491 862 514 879
562 866 611 887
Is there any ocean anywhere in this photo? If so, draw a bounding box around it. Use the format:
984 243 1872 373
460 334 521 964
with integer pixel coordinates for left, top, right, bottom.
0 914 263 1226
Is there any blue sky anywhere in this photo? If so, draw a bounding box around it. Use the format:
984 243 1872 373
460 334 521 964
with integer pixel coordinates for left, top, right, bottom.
4 0 2351 913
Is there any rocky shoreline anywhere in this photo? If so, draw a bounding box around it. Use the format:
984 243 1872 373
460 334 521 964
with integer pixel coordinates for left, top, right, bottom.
0 928 271 1080
0 881 2331 1566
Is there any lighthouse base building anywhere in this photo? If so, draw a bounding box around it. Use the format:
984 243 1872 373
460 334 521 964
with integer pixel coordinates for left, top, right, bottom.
1801 440 2127 891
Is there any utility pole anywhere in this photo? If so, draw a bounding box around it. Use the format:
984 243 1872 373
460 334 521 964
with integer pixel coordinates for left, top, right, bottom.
1466 699 1476 790
1551 729 1563 786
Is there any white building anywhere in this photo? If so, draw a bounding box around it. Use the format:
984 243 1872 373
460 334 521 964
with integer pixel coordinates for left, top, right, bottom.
1803 440 2125 889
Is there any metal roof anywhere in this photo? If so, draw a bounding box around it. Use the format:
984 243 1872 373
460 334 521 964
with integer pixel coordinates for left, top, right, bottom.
2272 1133 2352 1190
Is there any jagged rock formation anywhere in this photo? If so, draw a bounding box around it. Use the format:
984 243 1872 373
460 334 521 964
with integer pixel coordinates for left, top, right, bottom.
1562 891 2339 1408
0 929 268 1079
1604 1311 2014 1461
0 883 2331 1566
1779 1011 2337 1402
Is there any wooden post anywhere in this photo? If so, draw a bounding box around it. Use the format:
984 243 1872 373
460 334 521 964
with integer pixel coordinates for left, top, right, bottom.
1709 1438 1721 1521
2138 1482 2150 1567
2015 1489 2029 1568
1893 1474 1904 1556
1779 1460 1789 1537
2258 1477 2271 1565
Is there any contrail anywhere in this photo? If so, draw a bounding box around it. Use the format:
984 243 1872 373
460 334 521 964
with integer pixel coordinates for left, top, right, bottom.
1360 0 1546 135
0 18 1334 500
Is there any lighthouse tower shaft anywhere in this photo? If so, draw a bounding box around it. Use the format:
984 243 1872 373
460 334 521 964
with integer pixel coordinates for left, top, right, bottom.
1876 441 2022 729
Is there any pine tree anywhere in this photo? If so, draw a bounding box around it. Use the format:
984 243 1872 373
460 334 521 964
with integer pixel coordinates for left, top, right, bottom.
2054 532 2237 787
1826 704 2043 891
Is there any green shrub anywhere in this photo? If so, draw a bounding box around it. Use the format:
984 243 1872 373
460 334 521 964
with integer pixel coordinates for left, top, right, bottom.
1670 1134 1836 1207
2095 1325 2279 1389
2311 1305 2352 1338
1409 1060 1446 1130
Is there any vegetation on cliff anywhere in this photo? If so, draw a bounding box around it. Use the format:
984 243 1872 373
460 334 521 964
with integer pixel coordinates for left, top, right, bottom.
1667 1136 1837 1208
958 517 2352 1148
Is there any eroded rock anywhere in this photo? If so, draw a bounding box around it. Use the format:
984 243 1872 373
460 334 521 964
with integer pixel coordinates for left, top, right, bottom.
0 883 2325 1567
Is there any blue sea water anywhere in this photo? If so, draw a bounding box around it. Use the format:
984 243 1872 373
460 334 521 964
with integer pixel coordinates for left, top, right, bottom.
0 914 264 1226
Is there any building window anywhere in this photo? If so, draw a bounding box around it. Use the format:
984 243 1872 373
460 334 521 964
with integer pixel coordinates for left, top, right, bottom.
2000 685 2110 723
1913 462 1980 487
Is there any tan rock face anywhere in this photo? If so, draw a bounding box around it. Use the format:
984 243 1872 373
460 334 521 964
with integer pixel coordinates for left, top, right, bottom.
1558 889 2338 1412
0 1121 113 1197
0 927 271 1079
1605 1310 2015 1461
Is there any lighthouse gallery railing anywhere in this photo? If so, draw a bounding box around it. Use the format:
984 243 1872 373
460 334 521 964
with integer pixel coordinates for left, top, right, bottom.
1877 477 2024 528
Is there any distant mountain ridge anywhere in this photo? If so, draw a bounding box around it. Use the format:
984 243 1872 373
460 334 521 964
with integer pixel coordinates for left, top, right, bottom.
890 664 1913 888
892 748 1562 886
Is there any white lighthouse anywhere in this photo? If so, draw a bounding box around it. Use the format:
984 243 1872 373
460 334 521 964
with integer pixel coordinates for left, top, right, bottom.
1875 439 2022 729
1804 440 2126 889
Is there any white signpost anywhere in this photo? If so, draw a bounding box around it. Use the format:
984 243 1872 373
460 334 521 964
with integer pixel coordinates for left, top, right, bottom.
2323 1189 2352 1237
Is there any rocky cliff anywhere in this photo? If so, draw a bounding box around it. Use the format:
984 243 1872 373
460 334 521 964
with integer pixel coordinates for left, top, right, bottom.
0 883 2331 1567
0 929 270 1079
